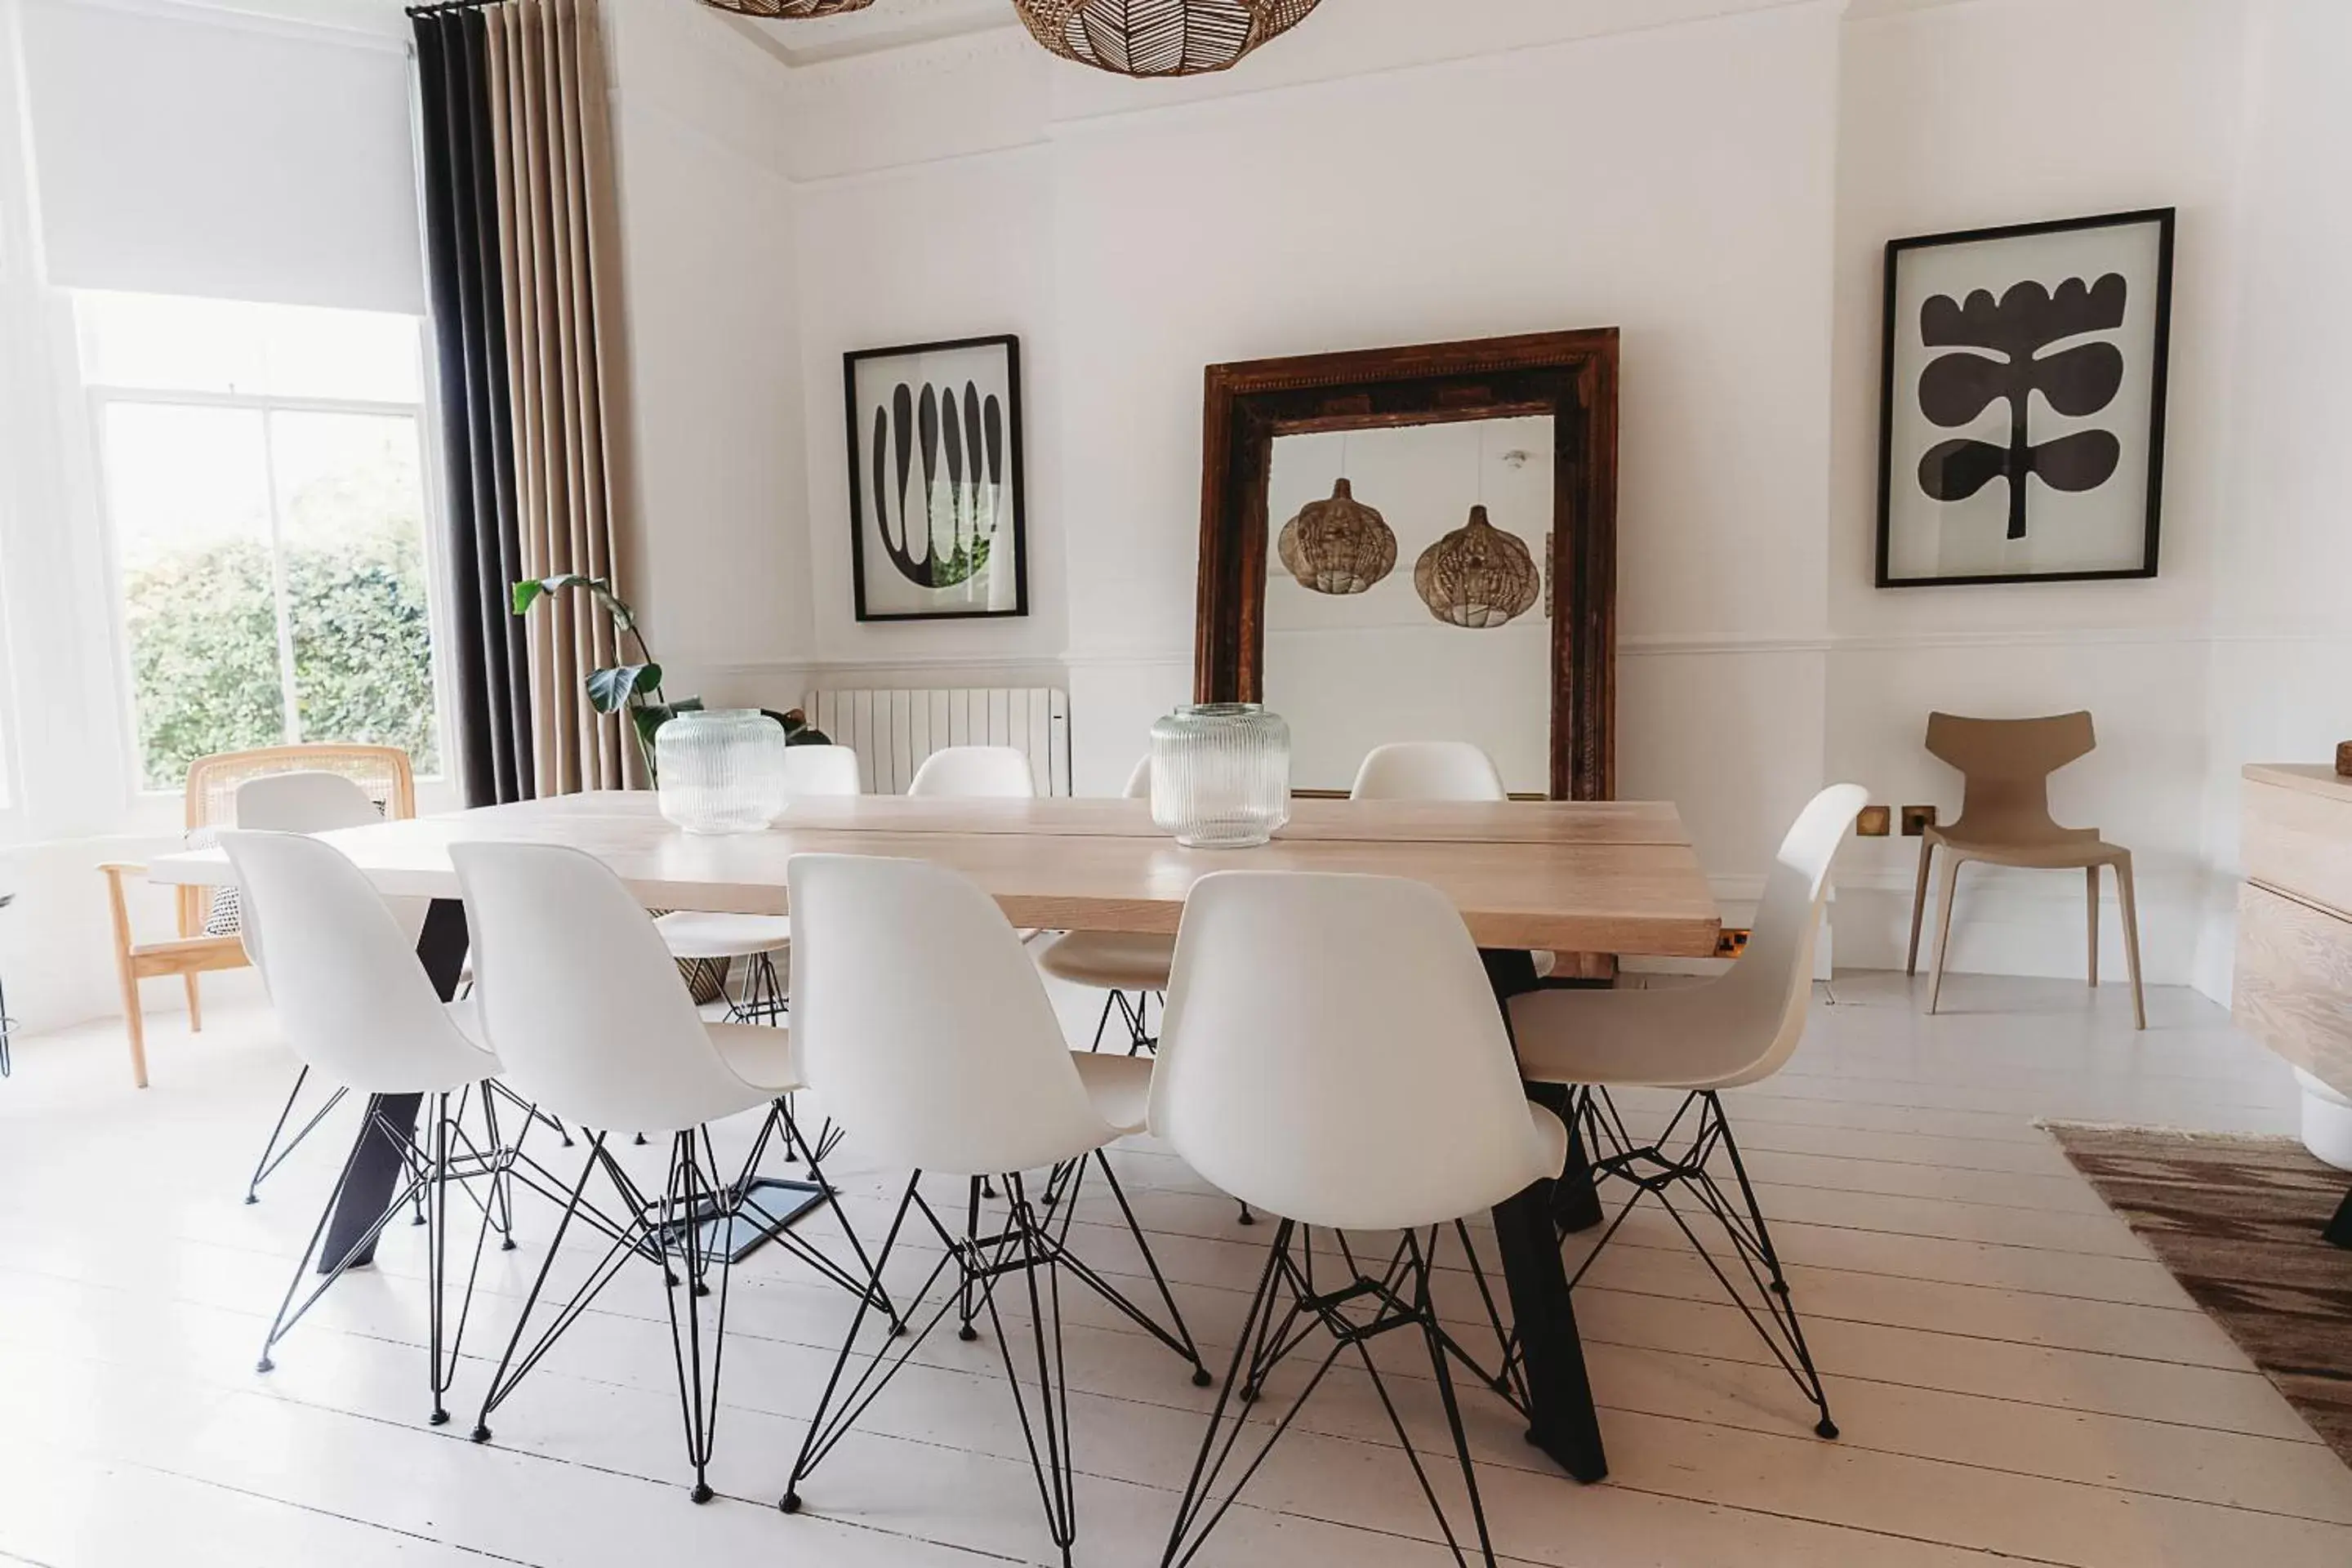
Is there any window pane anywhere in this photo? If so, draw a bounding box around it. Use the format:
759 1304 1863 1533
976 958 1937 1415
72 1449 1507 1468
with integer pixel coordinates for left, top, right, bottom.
102 403 287 789
271 411 442 774
76 290 421 403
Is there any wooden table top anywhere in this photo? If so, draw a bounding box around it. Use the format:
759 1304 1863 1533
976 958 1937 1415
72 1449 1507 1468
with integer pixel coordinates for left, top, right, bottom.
149 791 1722 958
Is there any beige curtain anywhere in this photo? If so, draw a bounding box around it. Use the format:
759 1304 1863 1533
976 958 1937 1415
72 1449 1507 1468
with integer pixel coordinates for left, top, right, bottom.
482 0 633 794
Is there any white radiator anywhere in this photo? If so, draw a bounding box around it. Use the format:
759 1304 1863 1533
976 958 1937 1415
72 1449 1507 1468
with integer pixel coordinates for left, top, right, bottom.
803 687 1072 797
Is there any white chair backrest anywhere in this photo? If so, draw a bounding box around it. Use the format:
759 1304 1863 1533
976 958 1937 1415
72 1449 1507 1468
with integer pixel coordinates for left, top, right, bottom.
787 853 1117 1175
217 831 493 1095
782 744 862 798
233 771 388 968
1350 742 1508 802
1524 783 1862 1090
1152 871 1557 1232
451 841 768 1134
236 770 380 833
1121 755 1152 800
908 746 1036 799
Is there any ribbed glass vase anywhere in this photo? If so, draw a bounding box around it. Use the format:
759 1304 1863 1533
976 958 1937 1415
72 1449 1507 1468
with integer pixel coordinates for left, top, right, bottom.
1149 703 1290 849
655 710 789 834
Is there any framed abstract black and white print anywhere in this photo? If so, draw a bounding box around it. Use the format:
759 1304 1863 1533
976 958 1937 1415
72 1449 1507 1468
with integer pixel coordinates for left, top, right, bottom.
1876 208 2173 587
844 334 1029 621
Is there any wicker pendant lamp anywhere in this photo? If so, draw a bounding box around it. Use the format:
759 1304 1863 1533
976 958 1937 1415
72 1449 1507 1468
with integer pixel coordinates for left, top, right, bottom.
1014 0 1321 76
1414 506 1539 629
1277 478 1396 595
696 0 873 17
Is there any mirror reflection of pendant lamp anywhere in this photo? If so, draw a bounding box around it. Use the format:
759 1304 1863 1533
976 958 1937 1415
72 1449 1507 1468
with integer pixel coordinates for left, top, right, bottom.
1276 478 1396 595
1415 505 1539 629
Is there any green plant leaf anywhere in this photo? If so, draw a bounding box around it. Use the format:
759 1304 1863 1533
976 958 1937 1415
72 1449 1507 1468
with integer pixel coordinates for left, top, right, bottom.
511 573 638 634
761 707 831 747
586 662 662 714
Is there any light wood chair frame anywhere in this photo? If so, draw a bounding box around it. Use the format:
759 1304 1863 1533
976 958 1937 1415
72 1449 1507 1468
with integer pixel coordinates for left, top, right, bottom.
1904 712 2145 1029
100 743 418 1086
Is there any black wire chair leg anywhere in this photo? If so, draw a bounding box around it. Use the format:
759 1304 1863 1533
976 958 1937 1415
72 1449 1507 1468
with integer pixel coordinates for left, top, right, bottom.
982 1175 1077 1563
1708 1092 1838 1438
657 1132 733 1502
244 1066 350 1205
958 1174 987 1341
471 1134 624 1443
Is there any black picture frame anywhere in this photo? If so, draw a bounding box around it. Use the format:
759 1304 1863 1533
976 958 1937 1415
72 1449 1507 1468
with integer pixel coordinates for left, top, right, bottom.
844 333 1030 622
1875 207 2174 588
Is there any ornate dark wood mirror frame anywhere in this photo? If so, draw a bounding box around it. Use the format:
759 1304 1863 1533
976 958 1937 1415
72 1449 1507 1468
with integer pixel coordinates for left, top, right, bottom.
1194 329 1619 800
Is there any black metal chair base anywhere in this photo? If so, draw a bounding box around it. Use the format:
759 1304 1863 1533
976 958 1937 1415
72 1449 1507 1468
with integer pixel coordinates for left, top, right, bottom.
1164 1219 1508 1568
782 1155 1209 1564
725 951 787 1026
472 1102 891 1501
255 1084 520 1425
1085 987 1158 1056
1563 1085 1838 1439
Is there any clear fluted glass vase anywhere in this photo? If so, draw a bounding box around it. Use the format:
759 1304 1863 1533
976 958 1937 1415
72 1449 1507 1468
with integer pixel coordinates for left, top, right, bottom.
655 709 789 834
1149 703 1291 849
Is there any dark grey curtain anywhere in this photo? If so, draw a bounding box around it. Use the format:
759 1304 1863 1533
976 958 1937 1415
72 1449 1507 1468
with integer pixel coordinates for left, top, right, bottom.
414 6 532 806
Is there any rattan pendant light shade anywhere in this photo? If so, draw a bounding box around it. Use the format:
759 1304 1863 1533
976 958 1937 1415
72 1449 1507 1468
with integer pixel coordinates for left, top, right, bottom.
1277 478 1396 595
1014 0 1321 76
696 0 873 17
1415 506 1539 629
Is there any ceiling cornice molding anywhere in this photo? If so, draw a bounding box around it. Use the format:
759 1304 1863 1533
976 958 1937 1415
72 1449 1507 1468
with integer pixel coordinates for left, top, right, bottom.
741 0 1013 66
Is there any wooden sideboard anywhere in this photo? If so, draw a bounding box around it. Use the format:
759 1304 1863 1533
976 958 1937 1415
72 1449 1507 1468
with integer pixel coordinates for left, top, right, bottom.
2234 763 2352 1245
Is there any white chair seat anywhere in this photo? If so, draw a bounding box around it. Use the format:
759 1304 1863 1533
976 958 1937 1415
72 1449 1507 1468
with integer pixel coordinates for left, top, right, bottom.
710 1020 804 1096
1037 930 1175 991
1529 1100 1570 1178
655 911 792 960
1511 983 1726 1090
1071 1049 1154 1134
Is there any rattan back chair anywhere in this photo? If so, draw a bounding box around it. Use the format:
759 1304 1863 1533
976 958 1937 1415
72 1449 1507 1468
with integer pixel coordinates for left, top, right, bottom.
101 743 416 1087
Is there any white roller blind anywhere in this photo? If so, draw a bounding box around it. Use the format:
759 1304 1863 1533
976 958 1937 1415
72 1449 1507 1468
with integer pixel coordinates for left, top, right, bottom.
20 0 425 314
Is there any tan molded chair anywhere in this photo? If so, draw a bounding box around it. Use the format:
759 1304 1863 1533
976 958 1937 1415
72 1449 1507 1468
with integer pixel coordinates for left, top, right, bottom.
100 743 416 1086
1905 712 2144 1029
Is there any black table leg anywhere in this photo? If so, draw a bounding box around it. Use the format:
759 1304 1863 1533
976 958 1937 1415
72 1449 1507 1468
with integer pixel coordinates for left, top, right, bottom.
1481 947 1608 1482
2326 1184 2352 1250
318 898 469 1274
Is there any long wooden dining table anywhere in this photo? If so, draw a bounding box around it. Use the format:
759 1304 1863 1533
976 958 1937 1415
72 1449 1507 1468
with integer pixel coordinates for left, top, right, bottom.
150 788 1721 1486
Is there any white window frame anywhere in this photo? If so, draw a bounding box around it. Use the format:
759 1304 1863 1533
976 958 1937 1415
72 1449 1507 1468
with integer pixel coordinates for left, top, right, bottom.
79 317 452 798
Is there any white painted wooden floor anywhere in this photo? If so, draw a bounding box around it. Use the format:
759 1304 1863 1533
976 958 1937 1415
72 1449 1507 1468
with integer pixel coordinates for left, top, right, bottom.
2 967 2345 1567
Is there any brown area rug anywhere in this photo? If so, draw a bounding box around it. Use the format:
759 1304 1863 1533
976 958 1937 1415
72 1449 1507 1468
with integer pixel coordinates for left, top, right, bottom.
2048 1125 2352 1463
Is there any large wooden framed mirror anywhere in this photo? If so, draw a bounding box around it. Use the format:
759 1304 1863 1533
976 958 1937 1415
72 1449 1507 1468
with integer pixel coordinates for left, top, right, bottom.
1194 330 1619 800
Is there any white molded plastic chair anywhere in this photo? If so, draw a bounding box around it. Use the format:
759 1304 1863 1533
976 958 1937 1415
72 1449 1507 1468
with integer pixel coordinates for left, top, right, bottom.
1036 755 1172 1054
777 853 1209 1556
451 840 889 1504
234 772 426 1205
1349 741 1556 981
218 829 506 1427
1150 870 1564 1566
654 742 866 1023
1349 740 1508 803
908 744 1036 798
1508 782 1866 1442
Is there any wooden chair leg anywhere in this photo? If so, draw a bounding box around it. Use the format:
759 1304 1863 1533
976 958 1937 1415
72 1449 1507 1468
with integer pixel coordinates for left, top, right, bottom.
102 865 152 1089
185 973 204 1034
1905 839 1935 977
1927 853 1962 1015
2114 854 2146 1031
2085 864 2100 989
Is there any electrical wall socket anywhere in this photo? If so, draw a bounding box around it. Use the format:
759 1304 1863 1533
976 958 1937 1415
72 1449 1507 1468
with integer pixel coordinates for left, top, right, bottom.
1901 804 1939 836
1855 805 1892 837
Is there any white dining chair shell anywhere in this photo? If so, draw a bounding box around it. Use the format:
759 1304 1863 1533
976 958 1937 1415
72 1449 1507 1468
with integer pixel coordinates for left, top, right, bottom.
780 743 863 798
1154 870 1561 1232
219 830 494 1096
787 853 1138 1175
1036 755 1174 1027
1349 740 1508 804
452 840 797 1135
1508 782 1866 1091
908 745 1036 799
